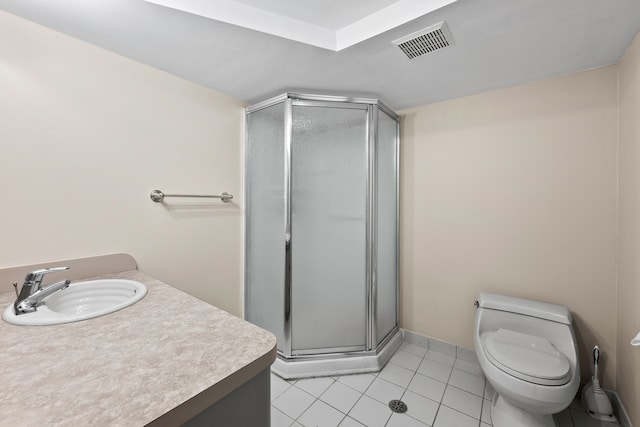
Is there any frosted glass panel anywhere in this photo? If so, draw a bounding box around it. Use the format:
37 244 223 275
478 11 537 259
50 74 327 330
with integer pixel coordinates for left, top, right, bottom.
291 104 368 352
245 102 286 347
376 110 398 344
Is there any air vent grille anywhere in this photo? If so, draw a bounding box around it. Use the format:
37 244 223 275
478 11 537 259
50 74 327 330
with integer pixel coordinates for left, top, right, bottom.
393 22 454 59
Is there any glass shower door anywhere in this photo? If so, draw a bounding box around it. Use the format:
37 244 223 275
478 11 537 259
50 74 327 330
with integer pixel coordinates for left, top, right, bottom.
245 102 286 347
290 102 369 354
375 110 399 345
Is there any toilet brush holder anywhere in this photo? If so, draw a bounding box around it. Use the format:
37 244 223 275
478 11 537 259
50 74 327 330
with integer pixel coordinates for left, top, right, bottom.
581 346 618 423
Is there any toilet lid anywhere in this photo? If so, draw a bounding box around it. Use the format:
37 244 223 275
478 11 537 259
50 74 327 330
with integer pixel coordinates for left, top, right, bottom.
483 329 571 386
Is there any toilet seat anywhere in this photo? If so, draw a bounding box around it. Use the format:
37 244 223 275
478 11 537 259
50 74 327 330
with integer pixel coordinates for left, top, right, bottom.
482 328 571 386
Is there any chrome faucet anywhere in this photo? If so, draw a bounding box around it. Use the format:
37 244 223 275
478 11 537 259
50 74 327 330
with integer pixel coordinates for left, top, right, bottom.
13 266 70 315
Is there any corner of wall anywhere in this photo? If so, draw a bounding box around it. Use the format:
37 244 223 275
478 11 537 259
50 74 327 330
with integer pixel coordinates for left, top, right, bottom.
615 30 640 426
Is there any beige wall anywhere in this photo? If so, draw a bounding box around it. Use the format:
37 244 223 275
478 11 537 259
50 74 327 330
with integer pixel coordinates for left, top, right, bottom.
617 32 640 426
0 11 245 315
400 66 619 387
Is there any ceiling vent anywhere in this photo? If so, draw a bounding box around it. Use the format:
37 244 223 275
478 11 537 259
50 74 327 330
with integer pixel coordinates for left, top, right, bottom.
392 21 455 59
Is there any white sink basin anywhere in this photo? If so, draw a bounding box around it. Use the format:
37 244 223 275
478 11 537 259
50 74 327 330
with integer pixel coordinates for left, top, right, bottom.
2 279 147 326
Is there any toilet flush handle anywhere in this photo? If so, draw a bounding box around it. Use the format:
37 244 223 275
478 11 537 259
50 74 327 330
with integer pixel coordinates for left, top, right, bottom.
474 300 479 308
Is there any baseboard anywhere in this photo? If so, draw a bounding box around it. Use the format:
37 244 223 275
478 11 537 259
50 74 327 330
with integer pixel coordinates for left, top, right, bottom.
401 328 478 364
608 389 633 427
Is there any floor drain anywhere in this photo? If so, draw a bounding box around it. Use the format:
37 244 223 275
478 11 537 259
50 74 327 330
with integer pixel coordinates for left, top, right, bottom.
389 399 408 413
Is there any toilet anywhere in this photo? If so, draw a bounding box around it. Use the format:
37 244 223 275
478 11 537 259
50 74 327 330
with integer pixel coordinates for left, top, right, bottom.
474 292 580 427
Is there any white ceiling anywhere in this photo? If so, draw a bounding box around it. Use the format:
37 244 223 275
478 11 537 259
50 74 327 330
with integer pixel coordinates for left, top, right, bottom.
1 0 639 110
140 0 457 50
231 0 401 29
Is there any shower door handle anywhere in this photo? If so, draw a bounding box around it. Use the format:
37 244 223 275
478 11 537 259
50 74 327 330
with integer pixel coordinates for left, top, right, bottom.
284 233 292 325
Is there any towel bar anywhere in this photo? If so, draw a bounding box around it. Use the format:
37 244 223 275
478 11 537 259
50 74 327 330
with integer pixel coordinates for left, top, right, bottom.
149 189 233 203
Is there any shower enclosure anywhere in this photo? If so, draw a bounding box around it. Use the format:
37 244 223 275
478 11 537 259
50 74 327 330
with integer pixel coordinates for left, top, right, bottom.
244 93 401 378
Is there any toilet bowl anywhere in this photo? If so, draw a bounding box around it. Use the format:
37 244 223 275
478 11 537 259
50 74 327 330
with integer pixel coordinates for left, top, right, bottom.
474 292 580 427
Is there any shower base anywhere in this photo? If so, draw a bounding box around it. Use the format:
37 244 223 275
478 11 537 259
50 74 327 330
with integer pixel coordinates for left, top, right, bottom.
271 329 403 379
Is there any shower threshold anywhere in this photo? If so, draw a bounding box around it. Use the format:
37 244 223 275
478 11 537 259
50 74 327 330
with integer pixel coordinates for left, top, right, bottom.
271 329 403 379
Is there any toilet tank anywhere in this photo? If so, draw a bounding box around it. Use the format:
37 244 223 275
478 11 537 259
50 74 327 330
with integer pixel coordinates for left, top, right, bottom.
476 292 572 325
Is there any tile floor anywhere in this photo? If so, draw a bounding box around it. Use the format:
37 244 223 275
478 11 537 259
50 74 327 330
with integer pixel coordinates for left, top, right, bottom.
270 340 618 427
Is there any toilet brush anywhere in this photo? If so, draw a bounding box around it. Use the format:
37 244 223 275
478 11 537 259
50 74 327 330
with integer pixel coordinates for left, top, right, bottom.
581 345 618 423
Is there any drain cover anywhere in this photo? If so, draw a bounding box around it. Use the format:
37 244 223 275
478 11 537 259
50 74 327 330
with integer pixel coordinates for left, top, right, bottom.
388 399 408 413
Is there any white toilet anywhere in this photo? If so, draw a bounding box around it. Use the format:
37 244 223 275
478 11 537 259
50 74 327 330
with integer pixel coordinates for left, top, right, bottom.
474 292 580 427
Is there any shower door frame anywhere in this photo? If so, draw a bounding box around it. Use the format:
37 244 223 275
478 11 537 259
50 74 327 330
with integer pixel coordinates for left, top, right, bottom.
245 93 400 362
287 98 370 357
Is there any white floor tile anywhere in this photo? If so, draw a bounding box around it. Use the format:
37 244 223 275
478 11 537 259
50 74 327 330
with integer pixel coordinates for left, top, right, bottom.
298 399 346 427
296 377 335 397
365 377 405 405
348 395 392 427
407 373 447 402
272 386 316 420
389 350 423 371
481 398 492 424
441 385 482 419
400 341 428 357
271 407 295 427
386 413 429 426
337 373 376 393
433 405 479 427
320 381 362 414
271 339 584 427
424 350 456 367
338 416 366 427
272 374 292 401
454 359 484 377
401 390 439 426
448 368 485 397
417 358 452 383
378 362 415 388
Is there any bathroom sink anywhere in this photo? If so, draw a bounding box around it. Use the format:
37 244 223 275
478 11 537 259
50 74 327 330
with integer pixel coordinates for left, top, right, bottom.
2 279 147 326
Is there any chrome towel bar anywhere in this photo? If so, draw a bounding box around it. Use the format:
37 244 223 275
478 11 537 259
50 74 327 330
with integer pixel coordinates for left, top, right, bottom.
149 189 233 203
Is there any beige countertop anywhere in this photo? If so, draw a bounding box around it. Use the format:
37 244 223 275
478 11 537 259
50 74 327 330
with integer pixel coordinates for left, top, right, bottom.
0 270 277 426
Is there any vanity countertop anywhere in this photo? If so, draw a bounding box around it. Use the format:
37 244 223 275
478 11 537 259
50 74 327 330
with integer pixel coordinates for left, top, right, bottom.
0 270 277 426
